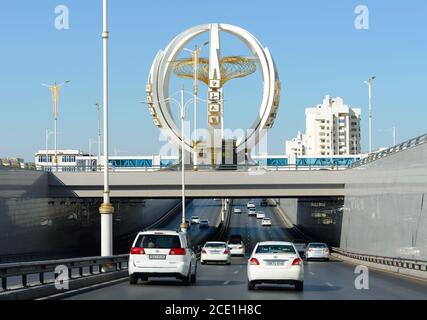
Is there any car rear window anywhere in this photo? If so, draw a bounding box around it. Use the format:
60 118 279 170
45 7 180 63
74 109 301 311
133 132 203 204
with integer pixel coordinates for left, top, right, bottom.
205 243 226 248
135 234 181 249
308 243 327 248
229 239 242 244
256 245 296 254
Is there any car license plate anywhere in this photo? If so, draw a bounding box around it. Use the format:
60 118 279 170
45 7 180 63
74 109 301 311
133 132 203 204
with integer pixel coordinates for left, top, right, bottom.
210 250 220 254
149 254 166 260
266 260 285 266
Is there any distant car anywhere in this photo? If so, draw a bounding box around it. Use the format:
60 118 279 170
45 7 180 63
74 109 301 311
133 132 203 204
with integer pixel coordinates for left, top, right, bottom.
292 239 307 258
247 241 304 291
199 219 209 229
248 207 257 217
260 199 268 206
128 230 197 285
256 211 266 219
233 208 242 214
191 216 200 224
247 202 256 209
227 235 245 256
261 218 272 226
201 241 231 265
305 243 330 261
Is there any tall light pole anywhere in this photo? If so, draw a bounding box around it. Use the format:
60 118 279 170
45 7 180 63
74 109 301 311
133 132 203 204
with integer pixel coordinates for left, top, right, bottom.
45 129 54 168
179 85 187 233
42 80 70 172
364 76 376 153
95 103 102 169
99 0 114 257
183 41 209 169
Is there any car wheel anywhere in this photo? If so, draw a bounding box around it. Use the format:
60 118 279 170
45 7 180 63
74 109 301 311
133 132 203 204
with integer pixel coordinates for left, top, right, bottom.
201 260 206 265
295 281 304 291
247 281 255 291
129 275 138 285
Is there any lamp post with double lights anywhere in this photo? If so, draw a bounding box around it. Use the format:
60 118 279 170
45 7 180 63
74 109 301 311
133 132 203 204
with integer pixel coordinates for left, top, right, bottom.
364 76 376 154
141 88 209 233
45 129 54 169
42 80 70 172
183 41 209 169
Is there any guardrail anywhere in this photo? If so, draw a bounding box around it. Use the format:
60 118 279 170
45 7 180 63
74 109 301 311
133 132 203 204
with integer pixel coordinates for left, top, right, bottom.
332 247 427 272
39 164 347 172
349 132 427 169
0 254 128 292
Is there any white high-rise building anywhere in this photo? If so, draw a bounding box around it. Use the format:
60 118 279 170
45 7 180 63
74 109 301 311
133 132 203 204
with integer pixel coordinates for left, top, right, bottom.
305 96 361 156
285 131 306 156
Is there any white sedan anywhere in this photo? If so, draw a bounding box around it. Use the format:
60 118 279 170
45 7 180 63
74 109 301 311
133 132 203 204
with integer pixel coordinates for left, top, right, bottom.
247 241 304 291
261 218 272 226
233 208 242 214
201 242 231 265
256 211 266 219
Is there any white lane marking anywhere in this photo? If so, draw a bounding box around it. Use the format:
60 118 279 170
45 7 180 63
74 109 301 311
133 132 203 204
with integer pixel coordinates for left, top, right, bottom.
223 280 231 285
234 270 239 274
206 298 214 300
309 272 315 276
325 282 334 287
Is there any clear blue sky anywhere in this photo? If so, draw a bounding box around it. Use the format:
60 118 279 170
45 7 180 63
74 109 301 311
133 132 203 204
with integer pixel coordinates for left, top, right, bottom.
1 0 426 161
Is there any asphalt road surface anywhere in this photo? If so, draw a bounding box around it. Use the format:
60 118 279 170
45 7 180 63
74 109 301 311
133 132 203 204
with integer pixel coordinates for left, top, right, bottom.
68 199 427 300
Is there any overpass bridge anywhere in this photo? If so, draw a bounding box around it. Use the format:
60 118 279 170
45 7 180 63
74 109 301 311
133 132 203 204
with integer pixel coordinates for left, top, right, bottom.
48 169 347 198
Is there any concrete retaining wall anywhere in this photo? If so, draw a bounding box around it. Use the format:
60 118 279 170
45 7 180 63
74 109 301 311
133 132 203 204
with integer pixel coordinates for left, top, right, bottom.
341 142 427 260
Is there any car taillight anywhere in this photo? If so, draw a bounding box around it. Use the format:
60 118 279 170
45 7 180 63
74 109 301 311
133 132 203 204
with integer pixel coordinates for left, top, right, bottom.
324 248 329 253
130 247 145 255
249 258 260 265
169 248 186 255
201 249 207 254
238 245 243 249
224 249 230 254
308 248 313 252
292 257 302 265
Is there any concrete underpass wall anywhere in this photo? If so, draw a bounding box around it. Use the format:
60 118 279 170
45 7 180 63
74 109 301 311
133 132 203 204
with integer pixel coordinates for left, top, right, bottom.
0 168 180 261
341 142 427 260
277 198 344 246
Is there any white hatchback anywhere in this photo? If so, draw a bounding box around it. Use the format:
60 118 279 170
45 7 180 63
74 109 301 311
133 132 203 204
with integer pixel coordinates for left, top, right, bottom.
201 242 231 265
128 230 197 285
247 241 304 291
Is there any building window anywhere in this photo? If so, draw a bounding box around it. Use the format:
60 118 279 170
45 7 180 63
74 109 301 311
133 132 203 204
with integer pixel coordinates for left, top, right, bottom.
62 155 76 163
38 155 52 163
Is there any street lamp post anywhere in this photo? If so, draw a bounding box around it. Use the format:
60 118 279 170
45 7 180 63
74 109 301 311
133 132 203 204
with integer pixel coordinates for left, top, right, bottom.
45 129 53 168
179 86 187 233
364 76 376 153
42 80 70 172
95 103 102 170
183 42 209 169
99 0 114 257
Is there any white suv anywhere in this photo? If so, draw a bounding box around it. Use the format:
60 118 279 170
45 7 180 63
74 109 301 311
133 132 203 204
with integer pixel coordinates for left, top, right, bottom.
128 230 197 285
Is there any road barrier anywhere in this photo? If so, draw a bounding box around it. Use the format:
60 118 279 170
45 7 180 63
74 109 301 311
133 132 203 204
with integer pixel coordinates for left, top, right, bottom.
332 247 427 276
0 254 128 300
349 132 427 168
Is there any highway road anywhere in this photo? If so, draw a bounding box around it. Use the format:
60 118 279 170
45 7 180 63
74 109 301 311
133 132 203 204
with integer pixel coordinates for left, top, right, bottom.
68 199 427 300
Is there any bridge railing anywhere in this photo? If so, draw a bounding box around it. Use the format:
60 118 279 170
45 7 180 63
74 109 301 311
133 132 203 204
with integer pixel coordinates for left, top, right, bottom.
349 132 427 169
39 164 348 172
0 254 128 292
